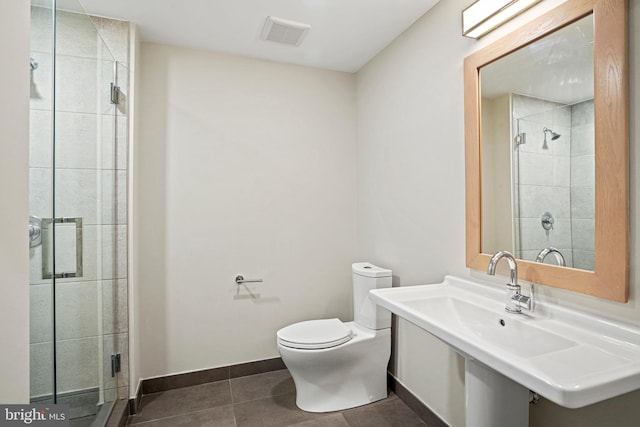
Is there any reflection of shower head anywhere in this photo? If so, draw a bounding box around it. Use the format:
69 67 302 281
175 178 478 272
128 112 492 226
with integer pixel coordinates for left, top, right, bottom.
544 127 561 140
542 127 561 149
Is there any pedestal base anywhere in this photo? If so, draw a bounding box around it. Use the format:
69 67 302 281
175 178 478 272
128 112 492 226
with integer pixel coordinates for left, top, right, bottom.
465 358 529 427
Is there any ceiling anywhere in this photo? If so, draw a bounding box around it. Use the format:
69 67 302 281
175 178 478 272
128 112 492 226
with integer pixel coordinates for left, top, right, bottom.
75 0 440 73
481 14 594 105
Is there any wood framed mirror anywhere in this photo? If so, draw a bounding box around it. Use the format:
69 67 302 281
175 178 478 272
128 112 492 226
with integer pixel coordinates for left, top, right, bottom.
464 0 628 302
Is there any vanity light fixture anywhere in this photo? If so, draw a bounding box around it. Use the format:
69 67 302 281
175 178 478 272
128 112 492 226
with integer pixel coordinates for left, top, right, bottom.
462 0 542 39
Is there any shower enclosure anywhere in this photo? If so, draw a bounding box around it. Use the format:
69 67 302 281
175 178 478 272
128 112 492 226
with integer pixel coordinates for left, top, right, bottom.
511 94 595 270
29 0 129 424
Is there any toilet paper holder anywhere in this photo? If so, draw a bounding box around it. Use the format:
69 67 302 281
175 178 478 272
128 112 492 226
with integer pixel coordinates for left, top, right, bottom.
235 275 263 284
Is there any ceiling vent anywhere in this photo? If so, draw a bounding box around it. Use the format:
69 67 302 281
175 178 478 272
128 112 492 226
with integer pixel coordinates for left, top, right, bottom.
260 16 311 47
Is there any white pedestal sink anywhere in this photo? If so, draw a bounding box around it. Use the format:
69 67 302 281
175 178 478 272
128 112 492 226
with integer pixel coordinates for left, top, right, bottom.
370 276 640 427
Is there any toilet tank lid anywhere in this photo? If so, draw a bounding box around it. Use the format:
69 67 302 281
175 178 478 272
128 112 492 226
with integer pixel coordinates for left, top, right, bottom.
352 262 392 278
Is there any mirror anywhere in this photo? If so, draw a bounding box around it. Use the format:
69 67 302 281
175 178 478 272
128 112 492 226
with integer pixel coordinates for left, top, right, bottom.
464 0 628 302
481 15 595 270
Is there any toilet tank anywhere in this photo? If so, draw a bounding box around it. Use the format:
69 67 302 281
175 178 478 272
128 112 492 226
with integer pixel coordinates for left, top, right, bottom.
352 262 392 330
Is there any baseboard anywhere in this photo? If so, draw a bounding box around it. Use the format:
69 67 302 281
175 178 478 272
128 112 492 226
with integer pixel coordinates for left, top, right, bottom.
129 357 286 414
387 373 449 427
128 381 142 415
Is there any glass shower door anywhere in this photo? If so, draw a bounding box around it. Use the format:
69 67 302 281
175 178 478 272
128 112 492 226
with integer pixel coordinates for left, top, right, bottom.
29 0 126 424
29 0 56 409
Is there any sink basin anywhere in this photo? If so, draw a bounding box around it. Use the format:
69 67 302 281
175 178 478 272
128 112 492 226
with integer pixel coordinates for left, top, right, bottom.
404 296 576 359
370 276 640 409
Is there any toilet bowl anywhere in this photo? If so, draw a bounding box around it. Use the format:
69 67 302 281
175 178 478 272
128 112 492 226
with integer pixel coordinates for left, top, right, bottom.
276 262 392 412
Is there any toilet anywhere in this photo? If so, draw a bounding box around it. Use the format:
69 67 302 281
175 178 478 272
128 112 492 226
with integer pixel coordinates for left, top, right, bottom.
276 262 392 413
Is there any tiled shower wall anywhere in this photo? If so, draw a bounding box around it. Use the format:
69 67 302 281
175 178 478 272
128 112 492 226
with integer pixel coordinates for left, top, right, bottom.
570 100 595 270
29 6 129 404
512 94 594 269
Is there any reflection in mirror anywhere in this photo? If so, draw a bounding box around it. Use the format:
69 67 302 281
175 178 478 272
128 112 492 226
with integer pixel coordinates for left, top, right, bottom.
465 0 628 302
480 15 595 271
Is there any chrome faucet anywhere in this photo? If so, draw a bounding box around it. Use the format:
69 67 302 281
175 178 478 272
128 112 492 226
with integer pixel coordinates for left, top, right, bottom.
535 247 566 266
487 250 533 314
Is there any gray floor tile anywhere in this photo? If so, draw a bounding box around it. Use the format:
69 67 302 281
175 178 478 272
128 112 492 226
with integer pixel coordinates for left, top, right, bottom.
69 416 95 427
230 369 295 403
342 396 427 427
127 405 235 427
234 392 325 427
128 380 232 424
289 413 351 426
127 368 430 427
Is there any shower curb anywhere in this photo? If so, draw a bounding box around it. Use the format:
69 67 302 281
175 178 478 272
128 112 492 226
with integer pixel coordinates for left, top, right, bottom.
105 399 129 427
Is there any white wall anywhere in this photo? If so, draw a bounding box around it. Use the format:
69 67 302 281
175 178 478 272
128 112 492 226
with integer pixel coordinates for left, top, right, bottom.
481 94 513 255
356 0 640 426
356 1 470 424
128 23 142 398
0 0 31 403
137 43 357 378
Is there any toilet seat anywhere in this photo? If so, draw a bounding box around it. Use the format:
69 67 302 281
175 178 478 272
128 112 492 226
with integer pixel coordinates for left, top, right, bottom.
277 318 353 350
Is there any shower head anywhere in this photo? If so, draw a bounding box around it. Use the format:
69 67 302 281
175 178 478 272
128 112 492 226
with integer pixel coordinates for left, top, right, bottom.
30 57 38 71
542 127 561 149
543 127 561 140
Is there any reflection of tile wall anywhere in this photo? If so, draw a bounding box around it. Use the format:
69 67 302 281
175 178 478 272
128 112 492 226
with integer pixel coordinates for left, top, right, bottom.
29 7 129 402
513 95 573 267
512 95 595 270
570 100 595 270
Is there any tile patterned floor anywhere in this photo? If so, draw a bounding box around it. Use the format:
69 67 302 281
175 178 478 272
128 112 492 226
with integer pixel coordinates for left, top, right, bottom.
127 369 429 427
